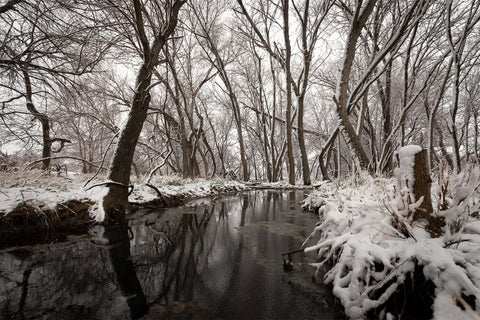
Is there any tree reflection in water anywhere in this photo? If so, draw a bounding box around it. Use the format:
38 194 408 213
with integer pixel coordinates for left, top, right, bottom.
103 223 148 318
0 191 342 319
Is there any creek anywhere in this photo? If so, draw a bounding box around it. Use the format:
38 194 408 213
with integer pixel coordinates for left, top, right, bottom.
0 190 345 319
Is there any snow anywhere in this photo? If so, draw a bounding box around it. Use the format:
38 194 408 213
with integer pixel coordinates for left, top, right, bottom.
130 176 245 203
393 145 422 198
3 163 480 318
0 170 245 222
87 185 109 222
303 163 480 319
0 169 88 214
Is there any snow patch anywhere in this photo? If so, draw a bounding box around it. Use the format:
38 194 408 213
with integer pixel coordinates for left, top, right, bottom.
87 185 109 222
393 145 422 196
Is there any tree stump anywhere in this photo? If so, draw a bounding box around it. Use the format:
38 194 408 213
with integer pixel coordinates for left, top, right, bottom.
396 147 444 237
411 150 433 220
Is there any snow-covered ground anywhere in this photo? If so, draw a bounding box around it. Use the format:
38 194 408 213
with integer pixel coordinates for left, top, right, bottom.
0 170 245 220
302 166 480 319
131 175 245 202
0 169 89 214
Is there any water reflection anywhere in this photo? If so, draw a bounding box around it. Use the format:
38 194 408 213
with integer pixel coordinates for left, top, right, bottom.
0 191 343 319
104 223 148 318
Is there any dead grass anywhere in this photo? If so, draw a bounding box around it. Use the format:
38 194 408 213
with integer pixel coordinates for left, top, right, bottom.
1 198 94 231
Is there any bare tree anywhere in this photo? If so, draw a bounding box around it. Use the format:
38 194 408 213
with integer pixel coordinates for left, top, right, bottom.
444 0 480 172
191 0 250 181
235 0 298 184
102 0 185 216
318 0 433 178
0 0 112 169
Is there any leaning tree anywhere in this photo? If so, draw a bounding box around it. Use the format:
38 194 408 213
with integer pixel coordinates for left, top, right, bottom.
101 0 185 216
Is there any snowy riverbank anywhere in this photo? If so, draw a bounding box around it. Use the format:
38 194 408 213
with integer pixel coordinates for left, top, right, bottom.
302 168 480 319
0 169 245 224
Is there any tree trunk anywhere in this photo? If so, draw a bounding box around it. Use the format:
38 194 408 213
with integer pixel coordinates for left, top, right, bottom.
411 150 433 218
411 150 444 237
356 90 369 139
397 147 444 238
235 109 249 181
436 126 455 170
474 106 480 162
102 0 184 216
282 0 295 185
333 0 376 171
270 56 280 182
23 70 52 170
297 97 311 185
380 61 393 174
450 64 462 173
182 132 193 178
103 62 153 213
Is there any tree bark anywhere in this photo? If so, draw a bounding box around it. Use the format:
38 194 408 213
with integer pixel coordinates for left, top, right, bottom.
410 149 444 237
380 61 393 174
411 150 433 218
104 62 154 212
282 0 296 185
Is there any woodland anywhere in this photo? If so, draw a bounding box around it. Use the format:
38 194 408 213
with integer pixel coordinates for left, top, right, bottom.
2 1 480 319
1 0 479 214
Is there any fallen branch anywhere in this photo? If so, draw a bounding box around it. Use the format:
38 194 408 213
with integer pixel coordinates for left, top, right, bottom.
281 248 305 272
453 293 480 320
145 183 168 206
367 259 410 298
85 181 134 195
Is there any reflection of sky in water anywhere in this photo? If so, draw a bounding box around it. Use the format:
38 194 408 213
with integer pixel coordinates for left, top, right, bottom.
0 190 343 319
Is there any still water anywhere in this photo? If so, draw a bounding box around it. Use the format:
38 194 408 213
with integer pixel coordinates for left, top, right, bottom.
0 190 344 319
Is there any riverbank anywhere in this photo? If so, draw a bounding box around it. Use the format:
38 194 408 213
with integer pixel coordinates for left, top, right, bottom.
1 168 327 232
302 168 480 319
0 170 245 246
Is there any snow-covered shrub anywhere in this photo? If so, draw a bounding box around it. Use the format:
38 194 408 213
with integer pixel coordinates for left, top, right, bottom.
303 161 480 319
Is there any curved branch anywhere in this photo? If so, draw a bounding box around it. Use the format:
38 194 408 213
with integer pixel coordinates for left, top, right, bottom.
51 138 72 153
146 148 173 184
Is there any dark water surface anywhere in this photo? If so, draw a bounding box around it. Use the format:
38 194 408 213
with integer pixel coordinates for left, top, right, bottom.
0 190 344 319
